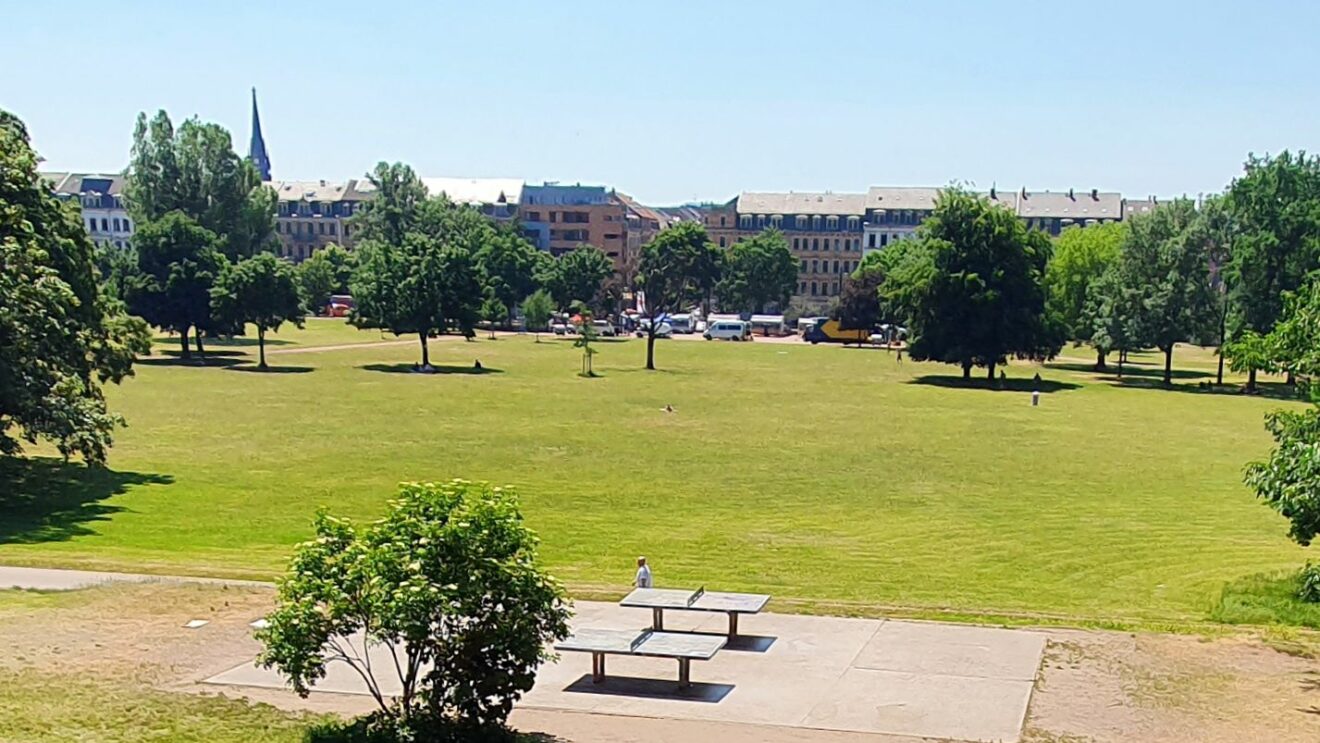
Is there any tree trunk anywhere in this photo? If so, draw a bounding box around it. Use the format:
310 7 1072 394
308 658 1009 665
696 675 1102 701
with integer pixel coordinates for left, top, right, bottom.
1216 348 1225 386
1216 300 1227 386
1095 348 1107 372
179 327 191 360
419 332 430 370
987 362 995 382
1117 350 1124 379
1163 345 1173 387
962 362 972 380
1247 367 1258 393
257 327 267 369
193 327 206 359
646 332 656 371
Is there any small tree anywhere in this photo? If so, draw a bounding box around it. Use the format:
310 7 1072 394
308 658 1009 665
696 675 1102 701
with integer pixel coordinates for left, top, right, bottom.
1046 222 1125 369
521 289 554 342
211 252 306 369
571 303 599 376
296 243 355 313
480 292 507 340
258 480 572 735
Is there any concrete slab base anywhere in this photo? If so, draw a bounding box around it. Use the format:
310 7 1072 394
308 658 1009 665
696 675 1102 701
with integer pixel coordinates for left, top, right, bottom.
203 601 1046 742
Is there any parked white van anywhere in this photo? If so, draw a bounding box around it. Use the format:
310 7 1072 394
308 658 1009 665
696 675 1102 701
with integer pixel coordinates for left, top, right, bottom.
704 320 752 341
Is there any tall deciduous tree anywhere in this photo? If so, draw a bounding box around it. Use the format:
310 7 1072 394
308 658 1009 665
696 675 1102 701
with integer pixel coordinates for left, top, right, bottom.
124 212 230 359
126 110 276 260
636 221 722 370
1 109 151 464
835 262 885 336
718 228 794 313
1116 199 1218 386
257 480 571 736
541 246 613 311
1224 151 1320 390
1046 221 1125 369
211 252 306 369
349 166 485 369
351 234 482 370
903 188 1060 380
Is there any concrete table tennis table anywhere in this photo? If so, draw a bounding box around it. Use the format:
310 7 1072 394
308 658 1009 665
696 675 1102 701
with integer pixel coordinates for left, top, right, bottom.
555 628 725 688
621 587 770 639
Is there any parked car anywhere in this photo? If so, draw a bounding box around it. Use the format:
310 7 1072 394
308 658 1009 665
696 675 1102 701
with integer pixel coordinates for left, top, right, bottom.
591 320 617 337
551 322 570 336
704 320 752 341
635 320 673 338
669 314 695 334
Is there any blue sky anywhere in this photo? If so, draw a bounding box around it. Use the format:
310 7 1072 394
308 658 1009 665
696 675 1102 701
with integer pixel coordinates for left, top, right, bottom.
6 1 1320 204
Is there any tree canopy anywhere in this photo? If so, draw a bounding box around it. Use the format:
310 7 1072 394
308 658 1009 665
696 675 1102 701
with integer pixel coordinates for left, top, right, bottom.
349 164 484 370
126 110 276 260
718 229 794 313
898 188 1060 380
540 246 613 311
257 480 571 737
124 212 230 359
295 243 355 313
0 109 151 464
1112 199 1218 386
211 252 306 368
521 289 554 340
476 222 544 319
1046 221 1125 368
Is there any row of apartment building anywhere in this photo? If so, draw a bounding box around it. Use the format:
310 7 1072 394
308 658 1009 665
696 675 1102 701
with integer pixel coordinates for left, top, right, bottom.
702 186 1152 301
42 169 1158 308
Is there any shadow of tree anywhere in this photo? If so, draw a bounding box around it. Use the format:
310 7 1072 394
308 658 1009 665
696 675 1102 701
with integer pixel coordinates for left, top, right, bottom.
138 349 247 368
905 375 1081 393
1110 377 1302 401
1046 361 1210 380
360 363 504 375
227 365 315 374
200 336 294 348
0 456 172 544
303 717 565 743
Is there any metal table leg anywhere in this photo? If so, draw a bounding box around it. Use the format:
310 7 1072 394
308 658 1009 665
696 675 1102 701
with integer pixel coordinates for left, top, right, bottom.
652 607 664 631
678 657 690 688
592 652 605 683
727 611 739 639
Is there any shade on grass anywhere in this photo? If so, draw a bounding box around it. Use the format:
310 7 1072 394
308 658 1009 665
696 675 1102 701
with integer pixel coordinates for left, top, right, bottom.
0 322 1310 627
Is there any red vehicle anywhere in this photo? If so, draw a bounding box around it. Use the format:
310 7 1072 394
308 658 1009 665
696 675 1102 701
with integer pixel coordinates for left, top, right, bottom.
325 294 354 317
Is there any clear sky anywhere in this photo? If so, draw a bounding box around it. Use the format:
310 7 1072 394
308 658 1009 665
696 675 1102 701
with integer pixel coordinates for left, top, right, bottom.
7 1 1320 204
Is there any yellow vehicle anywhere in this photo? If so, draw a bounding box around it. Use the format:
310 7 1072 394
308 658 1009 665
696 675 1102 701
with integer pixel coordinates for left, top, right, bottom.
802 318 869 345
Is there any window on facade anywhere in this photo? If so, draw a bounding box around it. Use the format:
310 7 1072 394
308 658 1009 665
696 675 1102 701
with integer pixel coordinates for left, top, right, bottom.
739 215 752 229
833 260 840 273
719 237 726 247
720 216 726 227
796 215 807 229
826 216 839 230
770 214 782 228
847 217 859 230
811 215 821 230
87 218 96 233
101 218 109 232
112 218 120 231
344 225 351 238
124 218 131 233
800 260 806 272
329 223 337 235
880 234 889 247
811 282 818 296
812 259 819 273
755 215 765 228
812 238 819 250
799 281 806 293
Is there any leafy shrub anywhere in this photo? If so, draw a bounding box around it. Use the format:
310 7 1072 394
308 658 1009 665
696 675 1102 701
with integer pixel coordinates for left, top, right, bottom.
1299 562 1320 603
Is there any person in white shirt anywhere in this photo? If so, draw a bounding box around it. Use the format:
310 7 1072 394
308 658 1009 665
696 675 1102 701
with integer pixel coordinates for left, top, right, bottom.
634 556 652 588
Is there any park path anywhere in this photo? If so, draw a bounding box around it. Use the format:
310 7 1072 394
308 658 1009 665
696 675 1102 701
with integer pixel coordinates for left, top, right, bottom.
0 564 271 591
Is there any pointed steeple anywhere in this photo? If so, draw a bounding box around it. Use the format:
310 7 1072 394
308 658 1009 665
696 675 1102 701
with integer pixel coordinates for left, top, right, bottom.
248 87 272 181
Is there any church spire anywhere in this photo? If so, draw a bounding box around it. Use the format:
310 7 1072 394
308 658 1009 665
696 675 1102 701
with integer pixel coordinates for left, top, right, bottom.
248 87 272 181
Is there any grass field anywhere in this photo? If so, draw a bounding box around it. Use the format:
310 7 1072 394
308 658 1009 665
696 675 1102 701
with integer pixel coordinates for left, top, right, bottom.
0 319 1313 628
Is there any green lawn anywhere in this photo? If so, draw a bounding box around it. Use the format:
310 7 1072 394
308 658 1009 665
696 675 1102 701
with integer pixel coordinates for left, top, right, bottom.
1 322 1311 627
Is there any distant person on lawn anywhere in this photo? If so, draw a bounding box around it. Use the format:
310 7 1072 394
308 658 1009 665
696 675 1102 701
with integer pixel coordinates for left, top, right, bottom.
635 556 652 588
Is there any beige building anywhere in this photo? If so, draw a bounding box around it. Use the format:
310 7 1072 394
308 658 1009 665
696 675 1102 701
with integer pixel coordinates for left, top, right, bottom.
269 179 375 260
